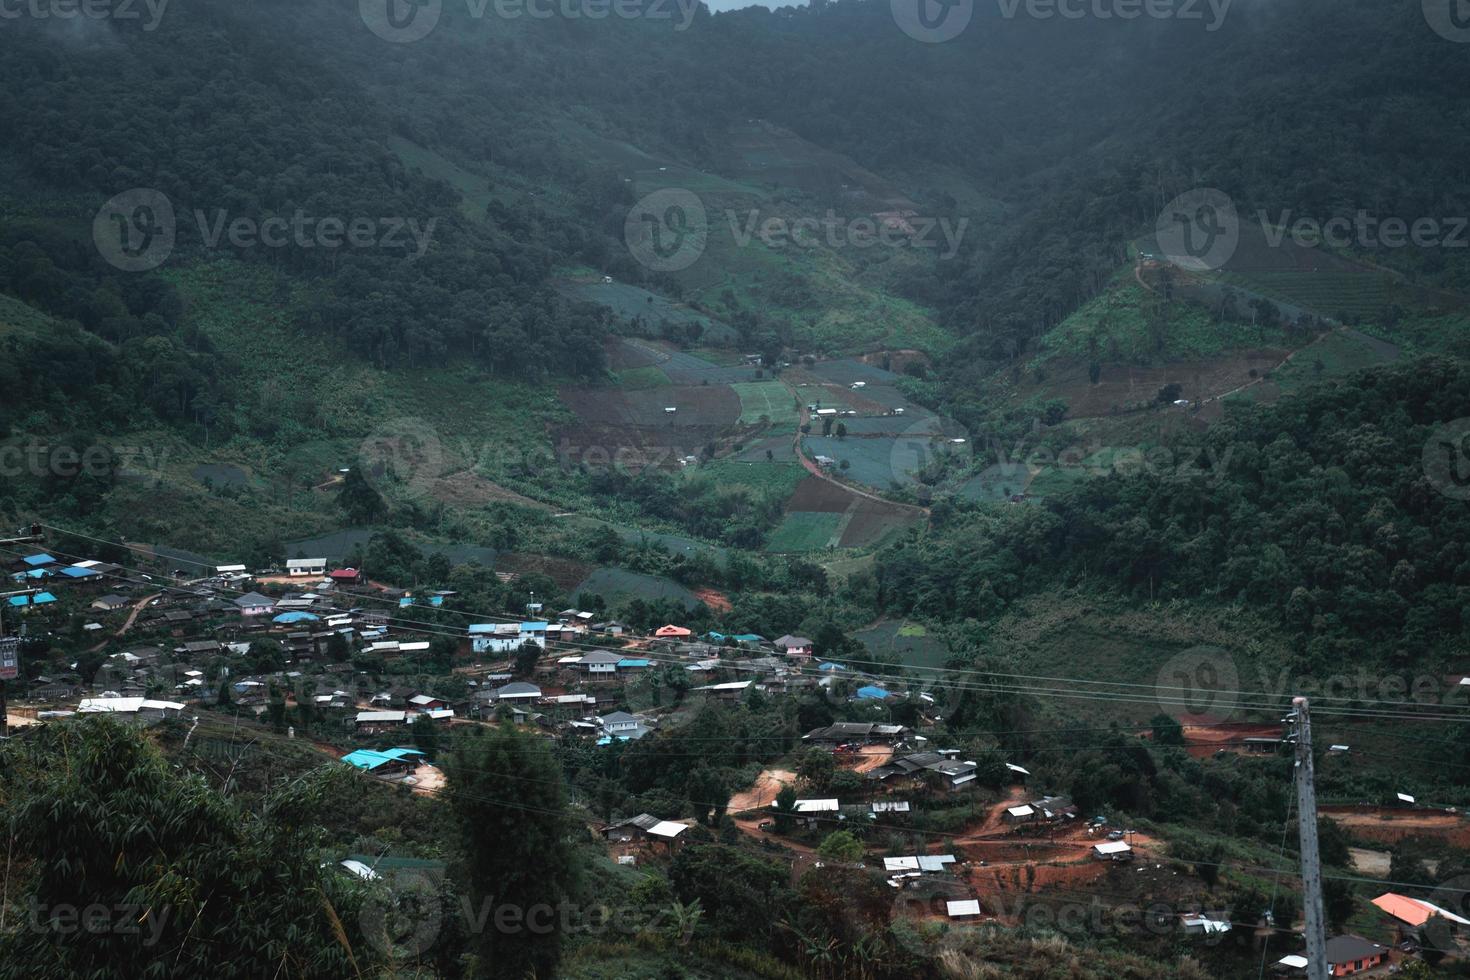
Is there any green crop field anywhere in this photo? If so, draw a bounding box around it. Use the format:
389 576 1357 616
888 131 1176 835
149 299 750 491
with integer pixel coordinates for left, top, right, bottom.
764 511 843 552
731 381 799 427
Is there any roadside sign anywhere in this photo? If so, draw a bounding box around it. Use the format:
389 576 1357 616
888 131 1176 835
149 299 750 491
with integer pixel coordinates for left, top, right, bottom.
0 635 19 681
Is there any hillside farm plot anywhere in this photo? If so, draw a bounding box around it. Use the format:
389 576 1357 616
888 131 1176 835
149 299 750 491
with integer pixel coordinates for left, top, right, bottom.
731 381 799 427
957 463 1036 502
793 384 856 414
498 553 595 592
808 358 904 386
731 436 796 462
838 497 922 548
786 475 856 512
856 620 950 669
558 384 741 469
557 279 737 343
660 349 762 385
838 409 949 436
802 435 915 489
1266 328 1400 393
573 566 703 610
765 511 844 552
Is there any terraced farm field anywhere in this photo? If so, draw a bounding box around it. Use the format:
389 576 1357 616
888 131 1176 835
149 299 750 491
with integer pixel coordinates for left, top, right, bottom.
731 381 799 428
766 511 843 552
558 279 737 343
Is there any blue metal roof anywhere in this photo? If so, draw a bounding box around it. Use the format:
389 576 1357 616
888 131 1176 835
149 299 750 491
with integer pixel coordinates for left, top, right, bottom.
59 566 100 578
272 611 320 624
617 658 651 668
23 554 56 566
340 748 426 771
7 592 56 607
855 685 891 700
521 621 548 631
467 623 497 634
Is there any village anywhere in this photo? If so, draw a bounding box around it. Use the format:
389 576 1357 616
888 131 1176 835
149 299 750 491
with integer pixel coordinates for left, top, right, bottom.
3 537 1468 978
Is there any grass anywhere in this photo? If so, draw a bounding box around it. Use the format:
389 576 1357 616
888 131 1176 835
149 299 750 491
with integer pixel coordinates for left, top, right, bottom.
764 511 842 552
730 381 799 428
614 365 671 389
1265 329 1400 393
1035 282 1291 367
689 458 805 500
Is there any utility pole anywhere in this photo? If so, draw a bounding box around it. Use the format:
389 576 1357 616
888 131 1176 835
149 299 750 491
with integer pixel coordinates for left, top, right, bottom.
1290 696 1329 980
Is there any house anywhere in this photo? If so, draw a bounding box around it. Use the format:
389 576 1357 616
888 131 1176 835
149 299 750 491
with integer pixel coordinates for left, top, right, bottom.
77 697 185 723
91 594 132 612
599 711 650 741
1323 935 1389 976
854 685 891 701
946 900 981 919
882 855 956 874
1371 891 1470 941
653 624 692 639
869 752 977 792
602 814 690 847
774 634 814 658
341 747 425 775
1092 841 1132 861
468 622 548 654
329 568 364 586
803 722 910 747
286 558 327 577
355 709 408 729
181 640 220 656
408 694 448 710
579 651 623 675
778 798 839 828
1179 914 1232 937
1003 804 1036 825
234 592 276 617
692 680 753 701
489 681 542 703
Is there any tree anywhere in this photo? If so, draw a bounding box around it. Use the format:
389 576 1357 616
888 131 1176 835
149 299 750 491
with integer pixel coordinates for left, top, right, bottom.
1150 713 1185 746
816 830 864 863
798 747 835 791
338 465 387 524
445 725 577 979
513 641 540 678
0 718 375 978
773 784 799 834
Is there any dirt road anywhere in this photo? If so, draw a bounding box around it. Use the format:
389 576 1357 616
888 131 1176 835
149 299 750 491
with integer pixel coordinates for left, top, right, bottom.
85 592 162 652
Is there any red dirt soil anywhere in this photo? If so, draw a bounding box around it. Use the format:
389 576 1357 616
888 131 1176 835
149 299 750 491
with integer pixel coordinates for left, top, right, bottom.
1319 806 1470 848
1179 722 1285 759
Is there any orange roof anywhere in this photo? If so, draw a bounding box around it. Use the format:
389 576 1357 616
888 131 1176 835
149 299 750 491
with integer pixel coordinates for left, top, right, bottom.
654 624 691 637
1371 892 1470 928
1373 893 1432 926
